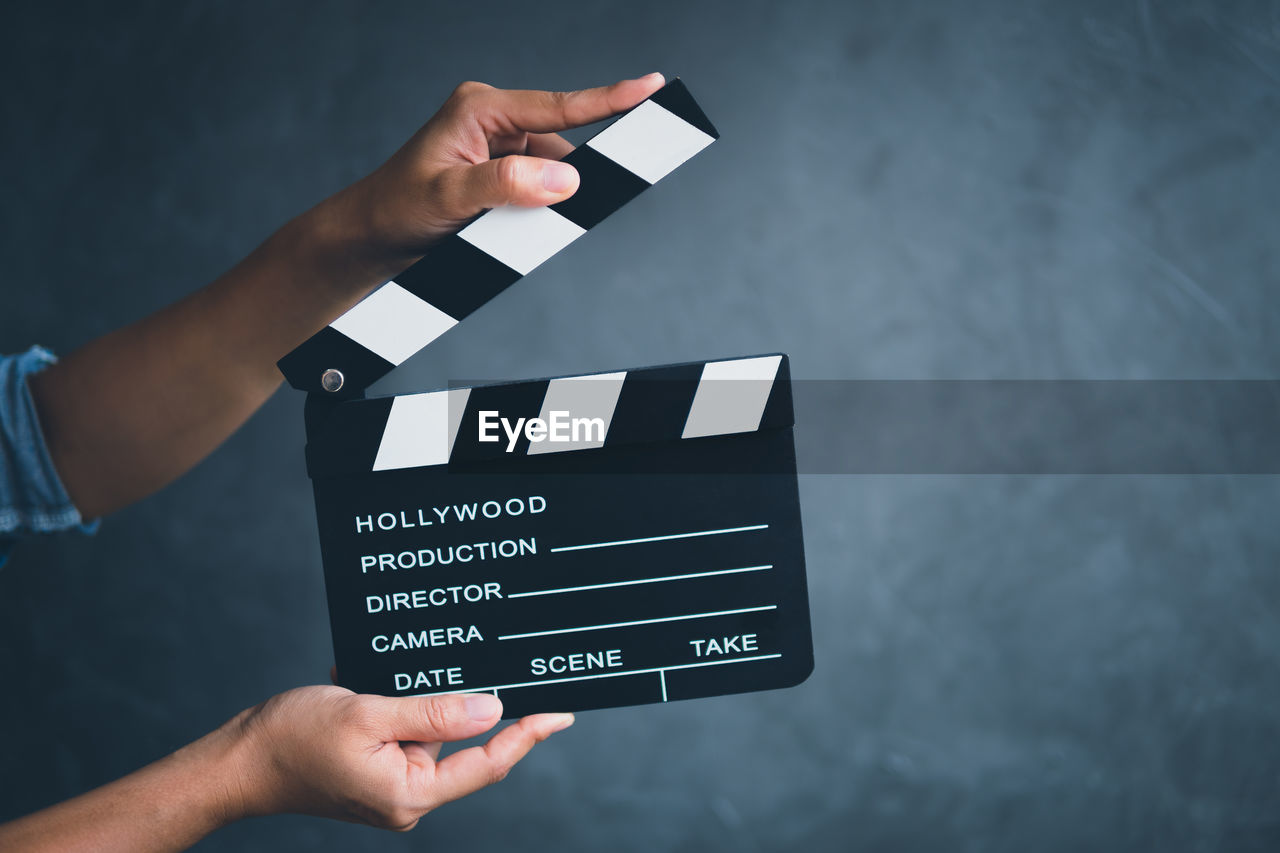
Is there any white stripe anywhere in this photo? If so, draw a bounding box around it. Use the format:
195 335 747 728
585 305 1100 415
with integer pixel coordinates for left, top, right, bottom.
526 371 626 455
372 388 471 471
497 605 777 641
550 524 768 553
587 100 716 184
329 281 458 366
506 564 773 598
682 355 782 439
458 205 585 276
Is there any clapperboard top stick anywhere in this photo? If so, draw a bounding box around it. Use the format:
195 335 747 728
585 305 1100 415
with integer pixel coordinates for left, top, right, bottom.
304 353 795 477
278 78 719 398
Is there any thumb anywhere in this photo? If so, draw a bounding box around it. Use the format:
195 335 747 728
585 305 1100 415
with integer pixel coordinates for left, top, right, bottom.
443 155 579 216
370 692 504 743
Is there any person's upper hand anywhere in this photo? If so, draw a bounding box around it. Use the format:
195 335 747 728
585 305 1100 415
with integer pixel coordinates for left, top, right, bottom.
341 73 665 263
227 686 573 830
24 72 667 527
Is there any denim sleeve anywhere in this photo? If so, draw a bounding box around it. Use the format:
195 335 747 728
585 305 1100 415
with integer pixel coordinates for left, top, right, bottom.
0 346 98 567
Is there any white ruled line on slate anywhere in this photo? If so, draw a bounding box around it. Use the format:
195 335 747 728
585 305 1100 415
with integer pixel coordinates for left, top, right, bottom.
549 524 769 553
411 652 785 698
497 605 778 641
506 564 774 599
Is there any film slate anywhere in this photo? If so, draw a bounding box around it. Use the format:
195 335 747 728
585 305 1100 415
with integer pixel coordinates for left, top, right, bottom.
304 354 814 716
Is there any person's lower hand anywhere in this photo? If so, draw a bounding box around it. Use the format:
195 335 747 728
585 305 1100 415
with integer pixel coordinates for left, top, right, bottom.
223 686 573 830
319 73 665 276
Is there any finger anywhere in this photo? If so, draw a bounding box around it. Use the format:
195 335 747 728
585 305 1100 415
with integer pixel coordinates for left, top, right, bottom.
371 692 503 743
482 73 665 134
525 132 574 161
440 154 579 214
329 666 338 686
426 713 574 805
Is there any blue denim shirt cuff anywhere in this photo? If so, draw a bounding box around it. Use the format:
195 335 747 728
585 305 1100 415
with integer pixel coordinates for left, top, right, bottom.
0 346 99 566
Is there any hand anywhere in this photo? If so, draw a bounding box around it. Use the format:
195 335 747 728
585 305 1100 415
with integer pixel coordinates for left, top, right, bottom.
0 686 572 851
338 72 666 264
228 686 573 830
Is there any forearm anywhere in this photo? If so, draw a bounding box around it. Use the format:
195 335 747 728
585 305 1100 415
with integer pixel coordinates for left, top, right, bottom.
28 181 408 519
0 722 255 853
24 75 661 521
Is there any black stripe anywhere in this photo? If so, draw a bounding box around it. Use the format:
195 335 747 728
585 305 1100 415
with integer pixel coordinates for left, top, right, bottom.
393 237 522 321
551 146 651 229
277 326 395 397
758 354 794 431
304 395 395 478
650 78 720 139
606 362 706 446
449 379 551 466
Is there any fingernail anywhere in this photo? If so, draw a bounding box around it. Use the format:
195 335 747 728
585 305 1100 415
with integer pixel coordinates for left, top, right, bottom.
642 72 665 83
465 694 501 720
542 162 577 193
549 713 575 733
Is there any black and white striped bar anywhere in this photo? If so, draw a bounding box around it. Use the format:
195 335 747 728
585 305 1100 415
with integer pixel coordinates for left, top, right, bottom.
278 79 719 396
304 353 812 716
304 354 793 478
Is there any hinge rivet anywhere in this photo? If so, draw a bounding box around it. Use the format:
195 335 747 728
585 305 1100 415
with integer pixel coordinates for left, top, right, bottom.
320 369 345 393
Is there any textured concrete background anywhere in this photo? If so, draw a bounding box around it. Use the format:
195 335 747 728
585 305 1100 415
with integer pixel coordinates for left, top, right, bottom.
2 1 1279 850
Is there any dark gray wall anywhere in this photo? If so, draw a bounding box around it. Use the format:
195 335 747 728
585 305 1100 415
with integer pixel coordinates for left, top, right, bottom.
2 1 1279 850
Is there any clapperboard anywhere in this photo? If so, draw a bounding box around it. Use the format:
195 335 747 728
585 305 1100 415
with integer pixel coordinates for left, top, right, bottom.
279 80 814 716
